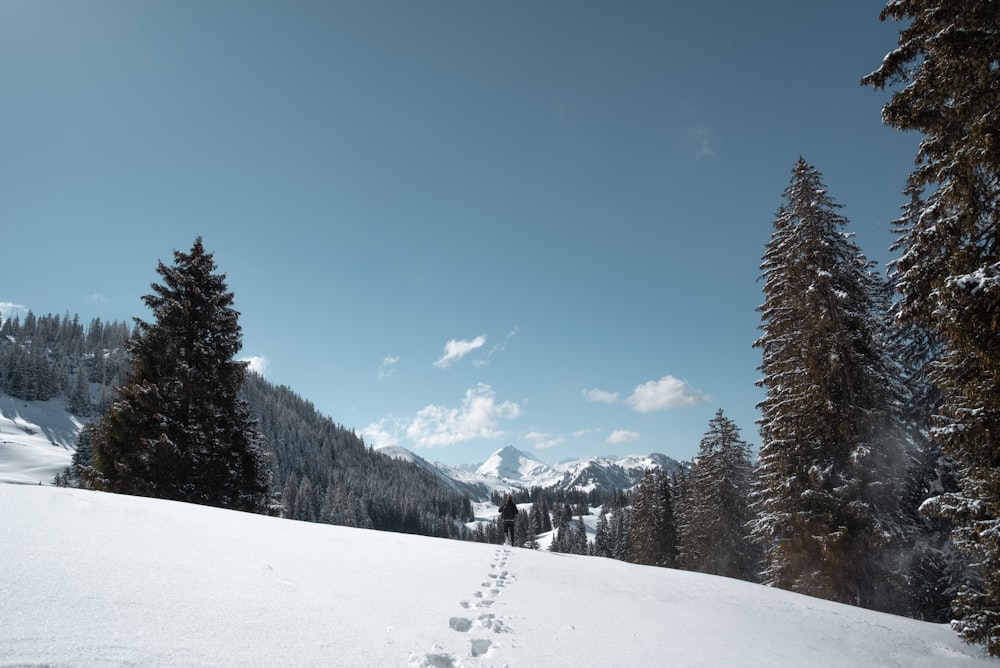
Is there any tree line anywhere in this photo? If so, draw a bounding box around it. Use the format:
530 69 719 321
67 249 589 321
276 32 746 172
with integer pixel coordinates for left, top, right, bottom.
0 312 131 413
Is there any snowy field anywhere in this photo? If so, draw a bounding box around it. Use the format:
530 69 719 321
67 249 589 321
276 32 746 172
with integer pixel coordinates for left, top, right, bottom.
2 484 995 668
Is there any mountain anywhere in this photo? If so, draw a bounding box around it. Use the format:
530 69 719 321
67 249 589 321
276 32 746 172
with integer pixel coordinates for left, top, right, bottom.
379 444 685 501
3 484 990 668
553 452 684 493
476 445 561 485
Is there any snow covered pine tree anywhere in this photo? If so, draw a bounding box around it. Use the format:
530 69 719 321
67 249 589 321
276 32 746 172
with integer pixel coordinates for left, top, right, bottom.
863 0 1000 654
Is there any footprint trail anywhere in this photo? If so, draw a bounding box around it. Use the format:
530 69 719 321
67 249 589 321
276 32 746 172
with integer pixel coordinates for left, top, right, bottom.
408 545 518 667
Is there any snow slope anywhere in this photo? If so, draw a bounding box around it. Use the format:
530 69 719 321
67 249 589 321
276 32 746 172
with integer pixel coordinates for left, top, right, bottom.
0 392 78 485
2 484 994 667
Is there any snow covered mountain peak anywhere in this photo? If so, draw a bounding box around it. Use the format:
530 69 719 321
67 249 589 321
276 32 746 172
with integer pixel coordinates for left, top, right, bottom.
374 443 685 501
476 445 554 483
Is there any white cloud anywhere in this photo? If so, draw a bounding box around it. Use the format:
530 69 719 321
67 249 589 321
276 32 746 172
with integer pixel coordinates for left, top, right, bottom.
582 388 619 404
625 375 710 413
524 431 564 450
0 302 26 321
378 355 400 380
473 327 518 368
360 420 400 450
406 384 520 448
434 335 486 368
241 356 268 376
607 429 640 444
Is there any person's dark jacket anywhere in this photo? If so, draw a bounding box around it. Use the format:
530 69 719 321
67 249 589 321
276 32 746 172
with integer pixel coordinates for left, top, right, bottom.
499 500 518 522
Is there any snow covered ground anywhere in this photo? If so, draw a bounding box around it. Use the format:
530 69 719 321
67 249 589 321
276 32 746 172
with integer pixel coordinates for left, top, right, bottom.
2 484 995 667
0 392 78 485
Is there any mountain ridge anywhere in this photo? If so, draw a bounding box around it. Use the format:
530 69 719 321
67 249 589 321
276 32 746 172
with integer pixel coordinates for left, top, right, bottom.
378 442 684 501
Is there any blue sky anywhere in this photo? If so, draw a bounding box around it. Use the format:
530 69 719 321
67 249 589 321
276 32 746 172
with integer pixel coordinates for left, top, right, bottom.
1 1 917 467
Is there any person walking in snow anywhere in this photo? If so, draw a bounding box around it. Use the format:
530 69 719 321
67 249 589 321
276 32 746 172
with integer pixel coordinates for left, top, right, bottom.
499 494 518 546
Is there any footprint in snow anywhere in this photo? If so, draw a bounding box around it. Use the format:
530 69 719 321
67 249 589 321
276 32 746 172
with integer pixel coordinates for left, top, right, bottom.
408 649 456 668
449 617 473 632
477 614 512 634
470 638 492 657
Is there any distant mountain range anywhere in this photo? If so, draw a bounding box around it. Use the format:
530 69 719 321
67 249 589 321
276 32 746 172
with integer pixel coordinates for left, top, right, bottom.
378 444 684 501
1 389 682 505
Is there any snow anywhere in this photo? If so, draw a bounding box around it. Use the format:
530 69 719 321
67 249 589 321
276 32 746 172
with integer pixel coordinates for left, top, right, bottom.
0 392 78 485
3 484 995 668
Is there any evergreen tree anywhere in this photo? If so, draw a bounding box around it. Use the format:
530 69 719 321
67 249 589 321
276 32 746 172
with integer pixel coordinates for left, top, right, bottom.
574 514 589 554
593 508 612 558
539 495 552 533
609 507 631 561
654 471 678 568
883 186 975 621
58 421 98 488
88 238 271 513
678 409 757 581
626 470 677 567
863 1 1000 653
528 500 543 536
67 367 92 416
750 159 908 610
626 470 658 565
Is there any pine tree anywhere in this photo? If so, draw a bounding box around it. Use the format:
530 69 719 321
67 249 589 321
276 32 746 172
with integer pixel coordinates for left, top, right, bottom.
863 1 1000 652
626 470 658 565
626 469 677 567
574 515 589 555
609 507 631 561
884 186 974 621
593 508 612 558
654 472 678 568
679 410 757 581
539 495 552 533
67 367 92 416
750 159 909 609
88 238 271 513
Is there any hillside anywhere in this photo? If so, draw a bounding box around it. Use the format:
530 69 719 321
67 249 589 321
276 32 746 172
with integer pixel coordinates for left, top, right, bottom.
0 392 79 484
3 484 992 667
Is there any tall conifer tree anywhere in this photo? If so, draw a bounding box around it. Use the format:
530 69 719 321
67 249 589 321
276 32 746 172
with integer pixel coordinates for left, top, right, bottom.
863 1 1000 652
750 159 908 609
679 409 757 581
89 238 271 512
